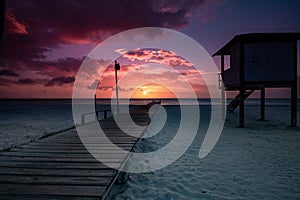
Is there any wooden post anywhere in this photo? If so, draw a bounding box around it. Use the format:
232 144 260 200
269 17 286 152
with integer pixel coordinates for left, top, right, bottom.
115 61 120 115
291 85 297 127
104 110 107 119
115 69 119 115
221 55 225 80
239 88 245 127
221 55 225 119
260 88 265 121
239 40 245 127
94 94 98 121
81 114 85 125
291 41 297 127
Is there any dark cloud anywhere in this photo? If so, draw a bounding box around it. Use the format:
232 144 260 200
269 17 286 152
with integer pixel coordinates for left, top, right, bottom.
0 0 226 98
98 85 113 91
17 78 36 85
16 78 47 85
0 77 46 86
34 57 81 77
0 69 19 76
0 77 14 86
87 79 114 91
45 76 75 87
5 0 204 42
0 0 205 77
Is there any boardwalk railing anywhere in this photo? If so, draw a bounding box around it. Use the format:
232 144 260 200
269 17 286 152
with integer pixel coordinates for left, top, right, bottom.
147 99 161 107
80 109 111 125
80 99 161 125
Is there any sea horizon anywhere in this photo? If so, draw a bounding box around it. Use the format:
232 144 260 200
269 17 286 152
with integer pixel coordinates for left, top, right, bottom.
1 97 299 101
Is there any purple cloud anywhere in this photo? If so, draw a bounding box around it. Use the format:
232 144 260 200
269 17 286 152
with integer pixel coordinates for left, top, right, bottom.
45 76 75 87
0 0 207 78
0 69 19 76
17 78 36 85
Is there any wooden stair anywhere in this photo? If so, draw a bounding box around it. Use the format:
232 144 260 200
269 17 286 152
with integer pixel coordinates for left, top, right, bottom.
227 90 254 112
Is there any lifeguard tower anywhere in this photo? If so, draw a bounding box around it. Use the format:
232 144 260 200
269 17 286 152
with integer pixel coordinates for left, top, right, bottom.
213 33 300 127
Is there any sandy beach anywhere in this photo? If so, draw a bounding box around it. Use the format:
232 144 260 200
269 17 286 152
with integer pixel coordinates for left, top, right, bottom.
111 103 300 199
0 100 75 151
0 99 299 199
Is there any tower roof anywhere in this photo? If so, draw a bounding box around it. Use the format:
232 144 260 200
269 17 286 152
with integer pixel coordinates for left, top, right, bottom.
213 32 300 56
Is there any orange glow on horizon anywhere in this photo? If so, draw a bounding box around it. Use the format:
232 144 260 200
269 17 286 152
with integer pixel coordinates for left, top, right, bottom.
94 48 209 99
131 84 176 99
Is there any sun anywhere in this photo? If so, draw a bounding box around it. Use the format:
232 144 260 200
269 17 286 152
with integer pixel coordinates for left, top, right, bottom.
143 90 148 96
131 84 177 98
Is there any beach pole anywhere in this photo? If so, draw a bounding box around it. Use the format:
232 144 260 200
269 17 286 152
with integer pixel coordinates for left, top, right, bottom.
221 55 225 119
260 88 265 121
239 41 246 128
291 85 297 127
94 94 98 121
291 41 297 127
115 61 120 115
239 89 245 127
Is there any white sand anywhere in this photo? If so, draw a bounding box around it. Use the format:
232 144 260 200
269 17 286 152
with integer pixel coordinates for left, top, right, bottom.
0 102 74 151
113 103 300 199
1 100 299 199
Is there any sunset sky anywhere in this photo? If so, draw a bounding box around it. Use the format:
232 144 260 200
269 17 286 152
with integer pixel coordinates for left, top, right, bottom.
0 0 299 98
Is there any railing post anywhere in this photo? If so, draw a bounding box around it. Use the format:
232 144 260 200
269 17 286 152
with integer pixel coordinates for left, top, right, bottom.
81 114 85 125
260 88 265 121
291 84 297 127
291 41 297 127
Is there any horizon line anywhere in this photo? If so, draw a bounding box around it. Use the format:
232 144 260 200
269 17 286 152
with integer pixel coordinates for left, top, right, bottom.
0 97 299 100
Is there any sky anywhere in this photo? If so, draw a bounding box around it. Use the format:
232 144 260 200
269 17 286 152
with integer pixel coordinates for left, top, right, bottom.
0 0 300 99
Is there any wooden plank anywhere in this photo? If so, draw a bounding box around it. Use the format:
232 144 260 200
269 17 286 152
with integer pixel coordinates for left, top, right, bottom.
0 106 153 199
44 133 139 138
13 146 133 152
0 162 112 170
11 149 129 154
1 152 129 158
27 142 135 145
0 167 117 177
37 136 137 141
0 174 111 186
0 184 106 197
0 156 125 163
0 194 99 200
22 143 134 147
36 138 137 144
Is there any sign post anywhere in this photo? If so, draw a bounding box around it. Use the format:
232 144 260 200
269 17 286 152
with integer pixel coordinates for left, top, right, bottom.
114 60 120 114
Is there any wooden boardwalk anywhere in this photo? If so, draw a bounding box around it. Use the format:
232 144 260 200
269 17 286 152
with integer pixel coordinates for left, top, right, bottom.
0 107 152 199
